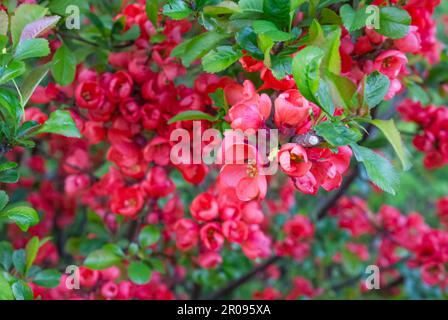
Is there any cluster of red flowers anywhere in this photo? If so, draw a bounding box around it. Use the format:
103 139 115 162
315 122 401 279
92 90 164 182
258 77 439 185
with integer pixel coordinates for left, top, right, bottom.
2 0 446 300
331 196 448 290
398 99 448 169
31 267 175 300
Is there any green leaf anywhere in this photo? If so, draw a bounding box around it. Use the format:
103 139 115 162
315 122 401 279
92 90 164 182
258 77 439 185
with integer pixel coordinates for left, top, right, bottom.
202 46 243 73
10 4 48 47
0 60 26 85
32 269 61 288
171 31 229 67
84 248 121 270
113 24 141 41
12 249 26 275
20 64 49 107
0 204 39 231
49 0 84 16
324 71 357 110
350 143 399 195
364 119 411 170
378 7 411 40
25 236 39 274
14 38 50 61
0 10 8 35
0 190 9 212
407 81 430 105
314 121 362 146
239 0 263 13
263 0 290 30
341 246 363 276
0 273 14 300
235 27 264 60
204 1 240 15
168 110 217 124
138 225 161 247
271 55 292 80
51 44 76 86
292 45 324 103
0 35 8 51
363 71 390 109
35 110 81 138
146 0 159 27
253 20 291 41
0 169 19 184
340 4 369 32
0 241 13 271
11 280 33 300
0 87 23 136
321 27 341 75
0 162 18 172
163 0 192 20
128 261 152 285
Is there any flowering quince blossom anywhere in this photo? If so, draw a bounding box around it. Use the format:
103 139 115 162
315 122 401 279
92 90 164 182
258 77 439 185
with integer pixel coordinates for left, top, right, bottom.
1 0 448 302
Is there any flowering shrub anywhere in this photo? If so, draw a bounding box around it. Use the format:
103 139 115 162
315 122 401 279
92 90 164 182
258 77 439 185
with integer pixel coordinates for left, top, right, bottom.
0 0 448 300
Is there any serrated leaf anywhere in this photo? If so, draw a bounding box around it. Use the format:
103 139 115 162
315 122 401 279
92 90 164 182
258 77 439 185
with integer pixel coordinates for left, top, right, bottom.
235 27 264 60
340 4 369 32
292 45 324 103
14 38 50 60
171 31 229 67
202 46 243 73
364 119 411 170
51 44 76 86
163 0 192 20
378 7 411 39
10 4 48 47
0 60 26 85
363 71 390 109
35 110 81 138
350 143 399 195
253 20 292 41
271 55 292 80
315 121 362 146
19 16 60 43
20 64 49 107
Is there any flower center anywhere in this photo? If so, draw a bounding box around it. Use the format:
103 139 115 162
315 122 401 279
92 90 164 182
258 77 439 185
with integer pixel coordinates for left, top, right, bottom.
246 162 258 178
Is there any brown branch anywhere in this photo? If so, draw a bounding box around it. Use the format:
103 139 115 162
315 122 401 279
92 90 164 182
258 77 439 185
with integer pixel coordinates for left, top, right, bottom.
203 255 281 300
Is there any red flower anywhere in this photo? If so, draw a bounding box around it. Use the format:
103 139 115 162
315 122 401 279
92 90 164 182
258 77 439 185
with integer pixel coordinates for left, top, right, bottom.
274 89 311 130
190 193 219 222
141 166 175 198
107 71 134 102
200 222 224 251
278 143 312 177
110 185 145 217
174 218 199 251
75 81 105 109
